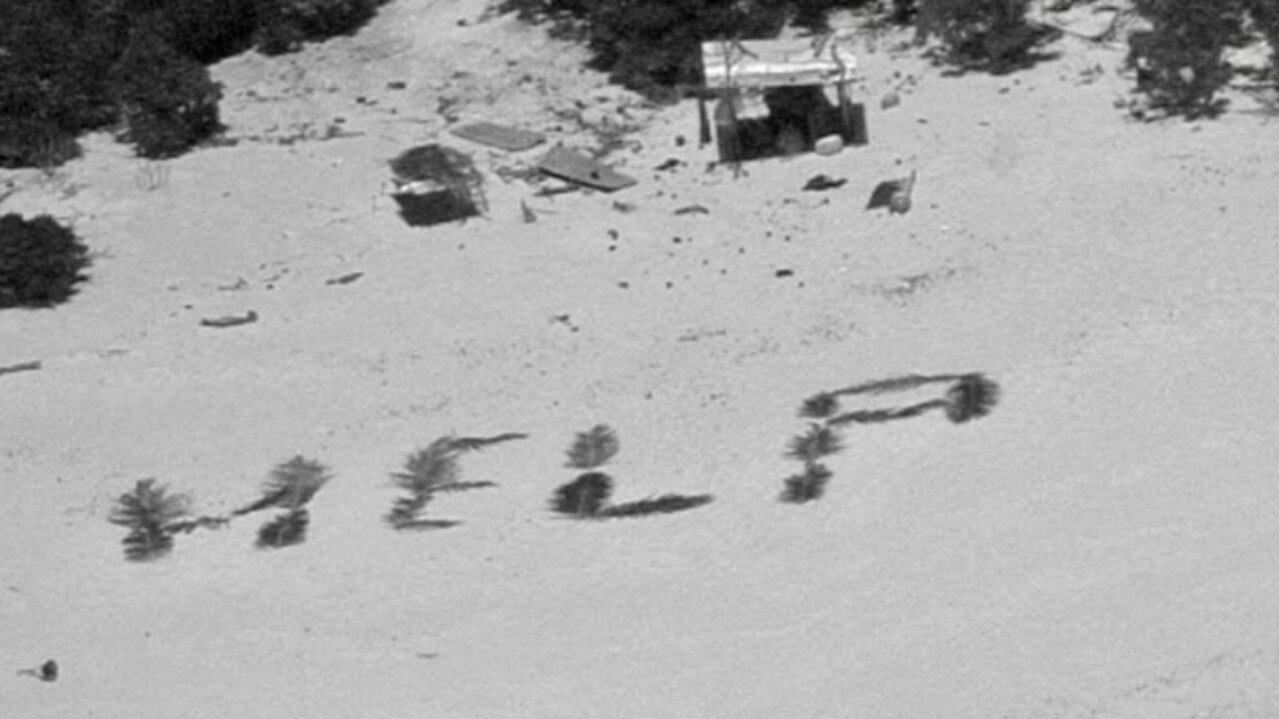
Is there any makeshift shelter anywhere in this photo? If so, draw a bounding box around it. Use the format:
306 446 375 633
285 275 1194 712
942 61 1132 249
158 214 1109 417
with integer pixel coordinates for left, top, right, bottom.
388 144 485 227
701 38 867 163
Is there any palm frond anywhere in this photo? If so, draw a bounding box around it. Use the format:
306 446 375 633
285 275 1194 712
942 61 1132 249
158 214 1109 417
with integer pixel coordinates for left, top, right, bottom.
945 373 1000 423
392 438 461 494
798 392 840 420
600 493 713 518
386 492 434 529
785 423 844 464
780 463 833 503
236 456 331 515
827 399 948 426
830 373 961 397
122 529 174 561
109 478 191 531
450 432 528 452
565 425 619 470
551 472 613 517
256 509 310 549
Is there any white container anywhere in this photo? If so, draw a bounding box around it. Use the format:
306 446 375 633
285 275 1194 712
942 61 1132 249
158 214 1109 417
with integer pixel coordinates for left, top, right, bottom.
814 134 844 156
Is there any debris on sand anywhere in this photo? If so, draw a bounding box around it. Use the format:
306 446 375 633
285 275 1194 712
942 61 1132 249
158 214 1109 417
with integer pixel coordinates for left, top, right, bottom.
325 272 364 286
803 174 847 191
449 121 546 152
199 310 258 328
867 170 916 214
0 360 41 377
537 145 637 192
16 659 58 682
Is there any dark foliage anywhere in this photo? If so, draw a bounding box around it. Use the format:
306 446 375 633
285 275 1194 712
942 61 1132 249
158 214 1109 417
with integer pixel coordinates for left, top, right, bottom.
0 213 91 309
0 118 82 170
0 0 387 167
502 0 788 98
827 399 946 426
235 455 331 515
944 373 1000 423
254 0 391 55
600 493 714 518
552 471 613 517
256 508 310 548
831 373 958 397
145 0 262 63
1128 0 1247 118
790 0 876 31
0 0 125 131
1246 0 1279 68
109 478 191 561
799 392 840 420
386 434 517 529
780 463 832 503
108 20 224 158
565 424 619 470
916 0 1049 70
785 423 844 464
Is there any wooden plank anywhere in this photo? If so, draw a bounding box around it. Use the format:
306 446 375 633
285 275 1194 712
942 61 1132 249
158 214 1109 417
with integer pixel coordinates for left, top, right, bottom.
536 145 636 192
449 122 546 152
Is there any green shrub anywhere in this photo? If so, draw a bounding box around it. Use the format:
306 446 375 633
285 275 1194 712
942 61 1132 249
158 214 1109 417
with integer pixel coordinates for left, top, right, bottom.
109 20 224 158
0 118 81 170
916 0 1034 66
0 213 90 309
254 0 389 55
1245 0 1279 68
148 0 262 62
1128 0 1247 118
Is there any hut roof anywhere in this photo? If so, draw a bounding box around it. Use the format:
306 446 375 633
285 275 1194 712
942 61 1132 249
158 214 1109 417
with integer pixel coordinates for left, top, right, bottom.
701 38 858 90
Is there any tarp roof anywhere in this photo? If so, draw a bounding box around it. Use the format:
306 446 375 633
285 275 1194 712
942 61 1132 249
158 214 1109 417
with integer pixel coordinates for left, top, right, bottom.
701 38 857 90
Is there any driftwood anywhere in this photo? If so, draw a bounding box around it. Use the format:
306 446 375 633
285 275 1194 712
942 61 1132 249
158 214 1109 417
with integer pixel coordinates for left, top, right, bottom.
0 360 41 377
199 310 258 328
325 272 364 286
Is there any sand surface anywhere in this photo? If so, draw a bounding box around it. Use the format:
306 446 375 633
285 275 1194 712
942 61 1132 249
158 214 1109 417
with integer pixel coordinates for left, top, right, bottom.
3 1 1279 717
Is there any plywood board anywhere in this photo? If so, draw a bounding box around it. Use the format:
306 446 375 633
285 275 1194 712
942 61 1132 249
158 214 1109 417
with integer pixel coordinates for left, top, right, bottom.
536 145 636 192
449 122 546 151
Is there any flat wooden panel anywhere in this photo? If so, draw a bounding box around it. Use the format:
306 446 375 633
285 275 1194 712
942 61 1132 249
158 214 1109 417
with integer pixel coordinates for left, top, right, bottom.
449 122 546 152
536 145 636 192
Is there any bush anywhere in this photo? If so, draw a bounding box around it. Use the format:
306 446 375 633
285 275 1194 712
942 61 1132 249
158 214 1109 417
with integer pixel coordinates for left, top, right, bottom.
0 213 91 309
915 0 1034 65
1128 0 1247 118
148 0 262 63
789 0 876 31
0 0 388 168
1246 0 1279 68
109 20 224 158
254 0 389 55
0 118 81 170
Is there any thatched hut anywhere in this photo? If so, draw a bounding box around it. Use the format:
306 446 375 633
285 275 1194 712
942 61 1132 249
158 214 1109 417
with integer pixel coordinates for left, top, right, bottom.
701 38 868 163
